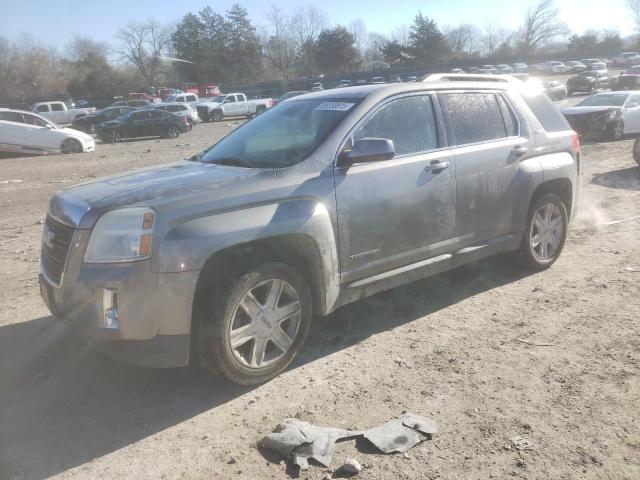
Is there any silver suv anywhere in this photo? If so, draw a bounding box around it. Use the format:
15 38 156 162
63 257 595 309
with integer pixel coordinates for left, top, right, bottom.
40 78 581 384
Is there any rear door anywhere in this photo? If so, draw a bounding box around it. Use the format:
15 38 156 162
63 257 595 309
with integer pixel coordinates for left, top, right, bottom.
334 93 457 283
49 103 67 124
148 110 167 135
440 91 532 243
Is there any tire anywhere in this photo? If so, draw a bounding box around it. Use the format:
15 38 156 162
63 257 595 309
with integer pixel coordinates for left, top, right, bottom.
608 120 624 141
108 130 122 143
186 118 193 130
166 125 180 138
60 138 82 154
516 193 568 271
633 137 640 166
198 262 312 385
255 106 266 115
212 110 223 122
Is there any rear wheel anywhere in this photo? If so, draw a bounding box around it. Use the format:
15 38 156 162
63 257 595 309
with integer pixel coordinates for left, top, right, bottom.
255 105 266 115
197 262 312 385
60 138 82 154
633 137 640 166
516 193 568 270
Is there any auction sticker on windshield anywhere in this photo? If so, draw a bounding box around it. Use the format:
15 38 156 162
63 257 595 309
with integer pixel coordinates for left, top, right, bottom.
316 102 355 111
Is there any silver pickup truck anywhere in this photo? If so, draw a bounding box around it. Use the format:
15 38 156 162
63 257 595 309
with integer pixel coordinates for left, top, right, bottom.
40 77 581 384
196 93 272 122
32 101 95 125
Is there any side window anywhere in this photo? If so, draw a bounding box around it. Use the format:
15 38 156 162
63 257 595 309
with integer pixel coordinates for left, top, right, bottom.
442 93 507 145
187 95 196 102
522 93 570 132
51 103 64 112
496 95 518 137
22 114 48 127
0 111 25 123
149 110 165 119
176 96 185 102
226 96 237 103
627 94 640 108
353 95 439 156
36 105 50 113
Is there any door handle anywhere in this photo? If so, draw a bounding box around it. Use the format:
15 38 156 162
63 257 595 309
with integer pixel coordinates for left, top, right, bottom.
511 145 528 158
425 160 450 174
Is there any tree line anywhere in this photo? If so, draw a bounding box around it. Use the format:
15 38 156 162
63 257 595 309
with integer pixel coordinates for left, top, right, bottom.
0 0 636 103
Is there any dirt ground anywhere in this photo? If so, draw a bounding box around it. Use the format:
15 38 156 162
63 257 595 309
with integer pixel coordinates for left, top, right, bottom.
1 112 639 480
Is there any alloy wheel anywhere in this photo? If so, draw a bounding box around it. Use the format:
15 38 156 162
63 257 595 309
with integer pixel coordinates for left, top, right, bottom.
228 278 301 369
530 203 564 260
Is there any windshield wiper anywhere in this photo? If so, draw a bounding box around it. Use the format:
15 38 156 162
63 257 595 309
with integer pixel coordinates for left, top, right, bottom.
208 157 256 168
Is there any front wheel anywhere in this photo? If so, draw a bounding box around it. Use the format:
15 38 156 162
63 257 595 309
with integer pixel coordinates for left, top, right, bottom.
60 138 82 154
197 262 312 385
165 126 180 138
516 193 568 270
212 110 223 122
108 130 122 143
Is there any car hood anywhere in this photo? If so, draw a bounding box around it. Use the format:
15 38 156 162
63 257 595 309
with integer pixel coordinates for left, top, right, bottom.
53 160 286 228
562 106 621 115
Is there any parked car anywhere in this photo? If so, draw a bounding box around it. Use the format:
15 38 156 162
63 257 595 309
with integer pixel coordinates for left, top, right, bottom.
542 80 567 100
337 80 352 88
311 82 324 91
146 103 199 127
272 91 310 106
196 93 273 122
405 75 418 82
71 106 137 133
158 88 183 100
355 79 368 85
128 92 160 104
481 65 499 74
581 58 601 69
0 108 95 154
370 76 386 84
567 71 610 95
109 99 152 108
565 61 588 73
497 64 514 74
512 62 528 73
542 61 567 74
612 65 640 90
32 101 95 125
387 75 403 83
590 62 608 74
450 68 465 74
163 93 200 108
95 109 190 143
613 52 640 65
39 76 581 384
562 91 640 140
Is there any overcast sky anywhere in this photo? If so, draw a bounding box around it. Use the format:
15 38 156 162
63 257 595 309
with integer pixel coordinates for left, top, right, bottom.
0 0 635 48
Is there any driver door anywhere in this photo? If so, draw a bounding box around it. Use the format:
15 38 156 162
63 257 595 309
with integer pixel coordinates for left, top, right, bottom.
623 94 640 133
334 93 456 284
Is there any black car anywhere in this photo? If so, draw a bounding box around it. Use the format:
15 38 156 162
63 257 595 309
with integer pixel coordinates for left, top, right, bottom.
613 65 640 90
96 109 190 143
72 106 137 133
567 71 610 95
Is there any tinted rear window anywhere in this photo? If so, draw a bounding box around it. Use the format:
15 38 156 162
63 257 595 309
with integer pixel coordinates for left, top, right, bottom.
522 93 570 132
442 92 508 145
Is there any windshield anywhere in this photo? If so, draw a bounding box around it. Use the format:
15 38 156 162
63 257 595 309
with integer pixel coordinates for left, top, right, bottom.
206 96 224 103
164 95 179 102
577 94 628 107
194 98 358 168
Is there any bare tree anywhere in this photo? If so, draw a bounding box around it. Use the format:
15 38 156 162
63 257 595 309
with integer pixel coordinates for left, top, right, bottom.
114 19 170 85
628 0 640 31
391 25 410 45
483 23 512 56
348 19 367 56
445 23 481 56
262 6 297 80
518 0 568 54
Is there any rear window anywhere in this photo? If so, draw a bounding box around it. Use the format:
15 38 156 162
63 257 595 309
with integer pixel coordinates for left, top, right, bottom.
442 92 509 145
522 93 570 132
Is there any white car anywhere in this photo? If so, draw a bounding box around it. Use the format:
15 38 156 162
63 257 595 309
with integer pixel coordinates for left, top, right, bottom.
146 103 199 126
162 93 200 108
0 108 95 155
614 52 640 65
542 61 567 74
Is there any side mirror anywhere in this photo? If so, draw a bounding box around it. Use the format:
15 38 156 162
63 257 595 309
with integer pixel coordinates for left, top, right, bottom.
339 138 395 166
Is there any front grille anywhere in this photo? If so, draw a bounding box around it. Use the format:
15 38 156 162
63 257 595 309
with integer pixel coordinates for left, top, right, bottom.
42 216 75 286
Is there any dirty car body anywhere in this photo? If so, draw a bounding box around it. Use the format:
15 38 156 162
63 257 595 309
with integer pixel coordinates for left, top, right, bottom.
40 79 581 382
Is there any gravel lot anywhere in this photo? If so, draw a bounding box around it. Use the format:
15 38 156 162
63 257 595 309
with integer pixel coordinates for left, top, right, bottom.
1 112 639 480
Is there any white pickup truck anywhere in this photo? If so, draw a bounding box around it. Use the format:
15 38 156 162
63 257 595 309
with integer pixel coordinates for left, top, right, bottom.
32 101 95 125
196 93 272 122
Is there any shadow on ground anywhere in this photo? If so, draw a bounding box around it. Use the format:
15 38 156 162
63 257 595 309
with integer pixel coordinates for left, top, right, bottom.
0 256 528 480
591 166 640 191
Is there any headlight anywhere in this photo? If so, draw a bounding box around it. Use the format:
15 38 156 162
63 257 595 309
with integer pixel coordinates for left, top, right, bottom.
85 207 155 263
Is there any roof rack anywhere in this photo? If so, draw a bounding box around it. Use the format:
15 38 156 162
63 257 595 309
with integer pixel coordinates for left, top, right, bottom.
422 73 524 84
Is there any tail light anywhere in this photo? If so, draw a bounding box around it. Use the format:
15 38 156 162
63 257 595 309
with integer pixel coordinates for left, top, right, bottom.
268 98 273 107
571 131 580 155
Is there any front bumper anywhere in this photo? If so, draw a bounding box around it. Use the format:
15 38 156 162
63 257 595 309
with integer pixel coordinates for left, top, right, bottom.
39 230 200 367
564 114 618 139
